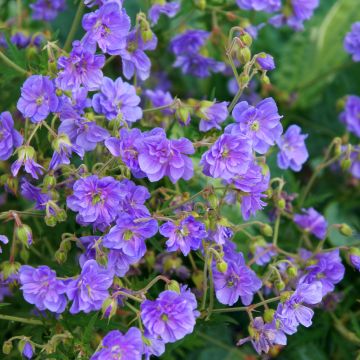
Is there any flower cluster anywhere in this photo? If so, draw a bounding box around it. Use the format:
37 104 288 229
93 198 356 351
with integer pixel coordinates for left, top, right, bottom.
0 1 359 359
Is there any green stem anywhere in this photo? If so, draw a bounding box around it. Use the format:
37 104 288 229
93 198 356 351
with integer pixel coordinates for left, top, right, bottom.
133 275 170 295
0 314 43 325
143 99 179 114
201 246 210 311
206 253 215 320
0 50 28 76
211 296 281 314
64 0 85 51
26 123 42 145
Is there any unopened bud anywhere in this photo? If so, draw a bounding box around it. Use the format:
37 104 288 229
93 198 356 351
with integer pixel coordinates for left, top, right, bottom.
175 106 191 126
55 250 67 264
208 193 218 209
275 280 285 291
286 266 298 278
102 297 118 320
339 223 353 237
1 261 21 279
45 215 57 227
264 309 275 323
341 159 351 170
261 224 273 237
216 261 228 273
43 174 57 188
260 74 270 85
194 0 206 10
238 74 249 87
238 47 251 64
167 280 181 293
2 341 12 355
277 198 286 209
240 33 252 47
15 224 33 247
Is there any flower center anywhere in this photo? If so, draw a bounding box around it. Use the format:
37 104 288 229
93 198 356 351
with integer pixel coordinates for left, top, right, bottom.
36 96 44 105
92 193 102 205
251 120 260 132
161 313 169 322
123 230 133 241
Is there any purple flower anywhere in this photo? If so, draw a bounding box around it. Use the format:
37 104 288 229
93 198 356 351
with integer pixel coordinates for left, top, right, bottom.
340 95 360 137
92 77 142 122
344 22 360 62
149 1 180 24
85 0 123 7
58 117 109 152
30 0 66 21
145 89 174 115
0 235 8 253
141 287 199 343
56 41 105 91
170 30 225 77
207 225 233 245
17 75 59 123
119 29 157 81
213 258 262 306
277 125 308 171
58 88 91 120
66 260 113 314
19 265 67 313
105 128 145 178
0 111 23 160
276 281 323 335
198 101 229 132
49 133 84 170
299 250 345 296
108 248 142 277
160 216 207 255
66 175 122 230
173 54 225 78
271 0 319 31
90 328 143 360
256 53 276 71
82 2 130 55
11 32 30 48
103 213 158 258
253 244 277 266
22 341 34 359
138 128 194 183
117 179 151 217
294 208 327 240
349 248 360 271
231 98 283 154
11 145 44 179
142 331 166 360
200 133 252 180
170 30 209 55
237 317 287 355
236 0 281 13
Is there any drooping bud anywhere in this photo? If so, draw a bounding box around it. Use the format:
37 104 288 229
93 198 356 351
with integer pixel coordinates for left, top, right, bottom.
175 103 191 126
2 340 13 355
339 223 353 237
264 309 275 323
237 47 251 64
1 261 21 279
166 280 181 293
240 32 252 47
18 340 34 360
102 297 118 320
275 280 285 291
193 0 206 10
216 261 228 273
15 224 33 247
260 224 273 237
286 266 298 278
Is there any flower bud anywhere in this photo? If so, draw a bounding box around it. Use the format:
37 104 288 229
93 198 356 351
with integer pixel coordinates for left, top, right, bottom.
45 215 57 227
175 105 191 126
277 198 286 209
216 261 228 273
286 266 298 278
2 341 12 355
20 247 30 263
208 193 218 209
280 291 292 302
237 47 251 64
260 224 273 237
43 174 57 188
55 250 67 264
341 158 351 170
5 176 18 195
56 209 67 222
18 145 36 161
339 223 353 237
15 224 33 247
238 74 249 87
96 249 108 267
275 280 285 291
18 340 34 360
194 0 206 10
102 297 118 320
264 309 275 323
52 133 71 152
240 32 252 47
166 280 181 293
1 261 21 279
